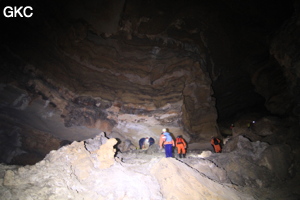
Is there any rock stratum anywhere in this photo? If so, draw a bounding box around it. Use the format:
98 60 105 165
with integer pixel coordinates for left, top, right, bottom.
0 0 300 173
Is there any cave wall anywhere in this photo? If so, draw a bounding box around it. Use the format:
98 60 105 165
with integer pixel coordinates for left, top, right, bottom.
269 3 300 117
0 0 221 164
0 0 299 164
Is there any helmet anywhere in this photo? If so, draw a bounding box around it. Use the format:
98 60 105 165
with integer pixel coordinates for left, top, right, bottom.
162 128 167 132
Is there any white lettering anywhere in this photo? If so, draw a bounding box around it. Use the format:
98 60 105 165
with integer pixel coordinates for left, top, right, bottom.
23 6 33 18
3 6 33 18
3 6 13 18
14 6 23 17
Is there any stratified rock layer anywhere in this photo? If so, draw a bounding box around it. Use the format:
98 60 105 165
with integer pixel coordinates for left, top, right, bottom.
1 1 220 154
0 0 298 164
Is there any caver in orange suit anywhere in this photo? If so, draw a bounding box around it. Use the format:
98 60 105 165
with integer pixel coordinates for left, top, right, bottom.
211 137 222 153
175 136 187 158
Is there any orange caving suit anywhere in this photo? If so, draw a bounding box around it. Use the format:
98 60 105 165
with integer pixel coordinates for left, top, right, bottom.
176 137 187 154
211 138 222 153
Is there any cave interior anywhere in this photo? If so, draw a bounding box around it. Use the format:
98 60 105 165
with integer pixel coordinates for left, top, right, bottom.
0 0 299 168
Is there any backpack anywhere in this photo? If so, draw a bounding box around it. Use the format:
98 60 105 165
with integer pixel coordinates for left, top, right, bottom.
213 138 219 145
176 137 183 144
149 137 154 143
163 133 172 142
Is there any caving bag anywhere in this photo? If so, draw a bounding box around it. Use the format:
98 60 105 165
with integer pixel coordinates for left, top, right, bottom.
176 137 184 144
213 138 219 145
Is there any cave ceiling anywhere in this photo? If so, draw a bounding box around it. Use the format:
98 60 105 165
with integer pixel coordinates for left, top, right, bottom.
0 0 299 145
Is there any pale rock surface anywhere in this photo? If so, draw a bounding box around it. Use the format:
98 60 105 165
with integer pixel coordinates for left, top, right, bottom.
0 133 299 200
96 138 118 169
151 157 246 200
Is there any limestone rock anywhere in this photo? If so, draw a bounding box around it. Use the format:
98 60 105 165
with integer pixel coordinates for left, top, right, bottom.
84 132 108 152
250 117 281 136
258 144 293 180
150 157 246 200
0 133 299 200
3 170 15 186
211 136 294 188
95 138 118 169
145 143 160 154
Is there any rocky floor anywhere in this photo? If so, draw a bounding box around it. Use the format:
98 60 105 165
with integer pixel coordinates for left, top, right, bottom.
0 133 299 200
